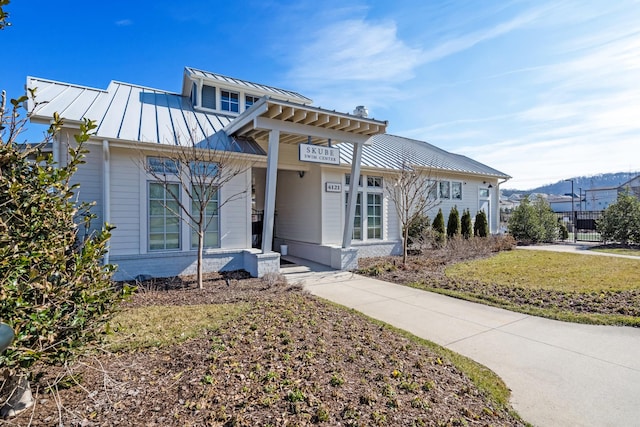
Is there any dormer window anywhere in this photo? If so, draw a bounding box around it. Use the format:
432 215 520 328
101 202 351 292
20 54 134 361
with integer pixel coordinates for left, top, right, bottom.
190 82 198 106
221 90 239 113
245 95 260 109
202 85 216 109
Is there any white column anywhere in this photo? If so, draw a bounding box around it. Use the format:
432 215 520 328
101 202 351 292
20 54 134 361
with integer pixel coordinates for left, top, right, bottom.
261 129 280 253
102 140 111 264
342 142 364 248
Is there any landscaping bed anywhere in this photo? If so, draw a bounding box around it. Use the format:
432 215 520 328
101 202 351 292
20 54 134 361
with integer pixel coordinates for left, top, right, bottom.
357 240 640 326
7 272 524 426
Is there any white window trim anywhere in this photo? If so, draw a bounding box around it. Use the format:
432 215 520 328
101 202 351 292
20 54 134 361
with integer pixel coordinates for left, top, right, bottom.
345 174 384 241
190 184 221 250
147 181 182 252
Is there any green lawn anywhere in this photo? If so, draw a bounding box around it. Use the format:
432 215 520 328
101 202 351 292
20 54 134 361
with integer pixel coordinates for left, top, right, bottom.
446 250 639 292
590 247 640 257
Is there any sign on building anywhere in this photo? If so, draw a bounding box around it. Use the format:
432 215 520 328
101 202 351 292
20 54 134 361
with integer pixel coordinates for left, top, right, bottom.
299 143 340 165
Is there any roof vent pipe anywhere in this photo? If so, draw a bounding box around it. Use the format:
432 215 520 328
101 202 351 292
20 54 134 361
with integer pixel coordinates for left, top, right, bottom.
353 105 368 118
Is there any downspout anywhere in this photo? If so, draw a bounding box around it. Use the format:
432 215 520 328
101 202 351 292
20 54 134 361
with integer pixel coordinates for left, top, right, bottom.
103 140 111 264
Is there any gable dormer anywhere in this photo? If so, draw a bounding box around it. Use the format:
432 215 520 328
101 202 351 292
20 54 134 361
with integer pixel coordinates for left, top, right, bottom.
182 67 313 116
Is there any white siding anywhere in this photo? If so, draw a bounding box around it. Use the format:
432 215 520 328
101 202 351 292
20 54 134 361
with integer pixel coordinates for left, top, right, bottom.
321 169 344 245
109 147 141 254
275 168 322 244
219 169 252 248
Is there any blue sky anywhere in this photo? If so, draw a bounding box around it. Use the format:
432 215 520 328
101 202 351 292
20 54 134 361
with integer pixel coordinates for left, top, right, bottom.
3 0 639 190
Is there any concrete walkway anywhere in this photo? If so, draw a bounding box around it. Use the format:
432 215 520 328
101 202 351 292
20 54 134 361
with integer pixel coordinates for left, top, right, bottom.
281 253 640 427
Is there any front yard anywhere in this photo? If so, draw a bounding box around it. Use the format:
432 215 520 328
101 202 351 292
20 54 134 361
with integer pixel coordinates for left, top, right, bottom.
9 272 526 426
358 242 640 327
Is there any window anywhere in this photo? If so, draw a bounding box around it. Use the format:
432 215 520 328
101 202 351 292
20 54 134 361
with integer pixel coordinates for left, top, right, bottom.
202 85 216 109
452 181 462 200
148 157 178 174
439 181 450 199
149 182 181 251
190 161 218 177
191 185 219 249
367 176 382 188
245 95 260 110
221 90 239 113
346 192 363 240
345 174 383 241
427 180 438 201
345 174 362 187
367 193 382 238
479 188 490 198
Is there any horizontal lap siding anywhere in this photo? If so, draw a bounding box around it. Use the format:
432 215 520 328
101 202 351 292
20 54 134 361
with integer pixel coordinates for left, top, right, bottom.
67 139 103 237
321 170 344 245
109 147 141 254
276 168 322 244
219 170 251 248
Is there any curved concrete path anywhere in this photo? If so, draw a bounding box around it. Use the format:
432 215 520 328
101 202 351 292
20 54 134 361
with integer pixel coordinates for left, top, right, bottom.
282 253 640 427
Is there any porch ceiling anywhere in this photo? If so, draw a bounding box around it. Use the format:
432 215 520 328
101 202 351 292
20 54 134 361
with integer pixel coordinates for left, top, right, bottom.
223 97 388 145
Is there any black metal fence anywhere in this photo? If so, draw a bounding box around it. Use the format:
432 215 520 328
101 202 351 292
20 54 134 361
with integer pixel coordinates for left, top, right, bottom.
555 210 604 242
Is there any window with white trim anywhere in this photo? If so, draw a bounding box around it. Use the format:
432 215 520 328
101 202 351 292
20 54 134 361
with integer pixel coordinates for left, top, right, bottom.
245 95 260 110
191 184 219 249
452 181 462 200
221 90 239 113
439 181 450 199
148 156 178 174
148 182 181 251
345 174 383 241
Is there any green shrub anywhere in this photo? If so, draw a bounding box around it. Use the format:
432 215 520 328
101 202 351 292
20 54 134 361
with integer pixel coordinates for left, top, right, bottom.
446 205 461 238
461 208 472 239
432 208 446 246
474 210 489 237
558 222 569 241
597 191 640 245
507 196 557 243
405 213 430 246
0 93 132 375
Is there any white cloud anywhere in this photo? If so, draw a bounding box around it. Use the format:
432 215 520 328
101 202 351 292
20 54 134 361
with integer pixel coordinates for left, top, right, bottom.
115 19 133 26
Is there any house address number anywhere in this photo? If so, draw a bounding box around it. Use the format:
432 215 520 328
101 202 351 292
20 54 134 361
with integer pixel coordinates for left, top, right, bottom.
325 182 342 192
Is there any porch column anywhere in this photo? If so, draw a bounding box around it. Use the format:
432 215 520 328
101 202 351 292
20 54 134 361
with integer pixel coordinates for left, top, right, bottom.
261 129 280 253
342 142 364 248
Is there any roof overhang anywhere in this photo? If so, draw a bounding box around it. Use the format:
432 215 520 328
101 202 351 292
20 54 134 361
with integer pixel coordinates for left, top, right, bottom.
223 97 387 146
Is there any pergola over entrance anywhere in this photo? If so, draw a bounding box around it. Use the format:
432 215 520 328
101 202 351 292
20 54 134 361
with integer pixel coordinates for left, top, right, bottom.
223 97 388 256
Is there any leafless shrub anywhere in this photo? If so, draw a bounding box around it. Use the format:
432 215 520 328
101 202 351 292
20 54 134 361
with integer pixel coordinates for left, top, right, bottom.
261 272 288 287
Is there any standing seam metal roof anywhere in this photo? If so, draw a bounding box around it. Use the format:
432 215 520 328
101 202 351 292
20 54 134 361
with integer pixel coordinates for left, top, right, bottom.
27 77 265 155
336 134 510 179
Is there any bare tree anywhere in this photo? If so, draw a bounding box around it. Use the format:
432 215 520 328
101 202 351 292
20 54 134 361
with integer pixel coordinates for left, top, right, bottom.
141 131 255 289
385 155 439 265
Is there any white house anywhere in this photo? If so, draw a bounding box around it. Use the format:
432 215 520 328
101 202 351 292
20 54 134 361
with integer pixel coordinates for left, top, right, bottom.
28 67 510 280
584 176 640 211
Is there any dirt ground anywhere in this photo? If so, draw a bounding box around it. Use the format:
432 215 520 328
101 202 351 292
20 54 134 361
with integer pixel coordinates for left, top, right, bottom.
6 271 525 427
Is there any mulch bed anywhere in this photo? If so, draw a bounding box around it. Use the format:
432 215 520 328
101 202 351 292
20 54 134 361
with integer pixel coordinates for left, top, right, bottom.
7 271 524 426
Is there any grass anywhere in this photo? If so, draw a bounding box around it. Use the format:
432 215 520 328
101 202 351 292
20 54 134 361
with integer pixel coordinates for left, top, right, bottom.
106 303 251 351
590 247 640 256
446 250 640 292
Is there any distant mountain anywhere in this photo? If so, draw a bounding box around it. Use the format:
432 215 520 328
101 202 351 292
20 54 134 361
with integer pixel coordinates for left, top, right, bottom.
502 172 639 196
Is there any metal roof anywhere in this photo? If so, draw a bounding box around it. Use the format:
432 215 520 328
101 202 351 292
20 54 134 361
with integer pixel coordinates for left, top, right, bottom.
336 134 511 179
184 67 313 105
27 77 265 155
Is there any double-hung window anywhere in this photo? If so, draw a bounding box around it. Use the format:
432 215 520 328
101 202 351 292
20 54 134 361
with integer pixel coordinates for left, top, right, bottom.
221 90 239 113
149 182 181 251
191 184 219 248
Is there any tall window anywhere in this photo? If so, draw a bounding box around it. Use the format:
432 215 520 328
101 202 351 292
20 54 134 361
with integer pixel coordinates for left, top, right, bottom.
202 85 216 109
345 174 383 241
452 181 462 200
221 90 239 112
367 193 382 238
346 192 363 240
439 181 450 199
245 95 260 110
191 185 219 248
149 182 180 251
